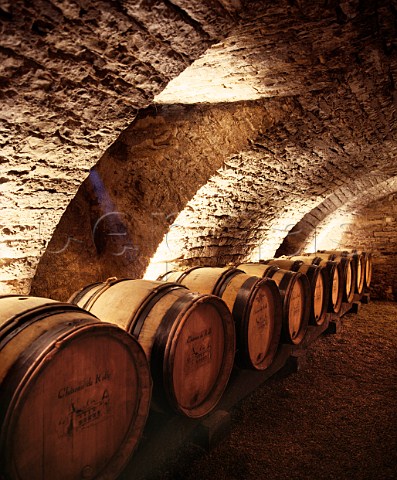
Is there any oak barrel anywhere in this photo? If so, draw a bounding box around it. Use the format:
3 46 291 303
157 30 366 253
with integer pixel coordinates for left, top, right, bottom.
0 295 152 480
262 259 329 326
289 255 343 314
364 252 373 288
311 253 355 303
70 279 235 418
163 267 282 370
237 264 310 345
318 250 365 295
351 250 372 289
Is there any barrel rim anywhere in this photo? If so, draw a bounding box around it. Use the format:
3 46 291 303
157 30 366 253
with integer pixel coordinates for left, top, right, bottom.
331 262 344 313
233 275 265 368
1 321 152 480
317 250 366 293
171 265 206 285
287 256 344 313
356 255 365 294
130 282 188 337
164 293 235 418
236 276 283 370
69 277 133 311
338 256 356 303
283 272 311 345
238 263 280 277
296 263 328 326
0 298 93 345
310 266 329 326
262 262 328 326
265 269 310 345
364 253 373 287
264 258 304 272
312 253 355 303
159 268 281 372
70 279 234 419
172 266 243 297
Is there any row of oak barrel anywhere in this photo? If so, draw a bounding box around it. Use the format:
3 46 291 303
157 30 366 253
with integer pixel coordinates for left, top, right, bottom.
0 249 372 480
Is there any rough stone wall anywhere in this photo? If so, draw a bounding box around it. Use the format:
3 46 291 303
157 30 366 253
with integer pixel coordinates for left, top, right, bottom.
0 0 241 294
276 175 396 257
153 0 397 268
276 179 397 300
30 0 397 300
339 194 397 301
31 101 269 300
147 152 396 275
158 0 397 106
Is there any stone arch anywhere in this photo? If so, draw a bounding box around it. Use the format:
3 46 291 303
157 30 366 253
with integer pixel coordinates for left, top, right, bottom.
0 0 395 301
276 175 397 256
0 0 242 294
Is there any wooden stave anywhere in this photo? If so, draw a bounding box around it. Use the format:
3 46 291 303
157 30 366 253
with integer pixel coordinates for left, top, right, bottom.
237 264 310 345
0 295 152 480
162 266 242 297
163 267 283 371
288 256 343 314
263 259 329 326
350 250 373 288
71 279 235 419
346 251 366 292
350 253 365 294
261 258 303 272
228 275 282 370
313 253 355 303
295 263 329 326
351 253 365 294
264 269 311 345
307 256 344 312
318 250 365 295
151 290 234 418
236 263 280 278
161 271 185 283
364 252 373 288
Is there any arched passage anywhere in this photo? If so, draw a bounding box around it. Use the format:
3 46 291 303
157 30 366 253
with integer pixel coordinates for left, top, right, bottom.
276 178 397 300
1 0 394 301
0 0 241 294
277 175 397 255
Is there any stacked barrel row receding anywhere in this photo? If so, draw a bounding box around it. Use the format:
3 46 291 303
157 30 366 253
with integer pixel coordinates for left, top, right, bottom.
0 250 372 480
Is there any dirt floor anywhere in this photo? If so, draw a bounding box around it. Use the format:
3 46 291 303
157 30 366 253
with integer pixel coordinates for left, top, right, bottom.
146 300 397 480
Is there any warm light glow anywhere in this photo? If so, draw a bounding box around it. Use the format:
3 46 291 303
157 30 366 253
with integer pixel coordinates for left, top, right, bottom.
0 283 10 294
143 258 178 281
305 212 354 252
0 242 17 260
144 181 218 280
143 227 184 280
247 211 355 261
248 208 317 261
248 243 278 262
154 51 264 104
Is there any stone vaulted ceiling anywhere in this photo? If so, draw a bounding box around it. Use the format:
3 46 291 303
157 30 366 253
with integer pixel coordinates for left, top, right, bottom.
0 0 242 293
0 0 396 300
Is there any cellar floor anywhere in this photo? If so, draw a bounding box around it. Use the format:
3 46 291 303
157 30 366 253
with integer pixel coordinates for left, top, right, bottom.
143 300 397 480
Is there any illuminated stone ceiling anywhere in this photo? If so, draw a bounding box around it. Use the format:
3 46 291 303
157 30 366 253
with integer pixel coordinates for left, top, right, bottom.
0 0 242 293
0 0 396 299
